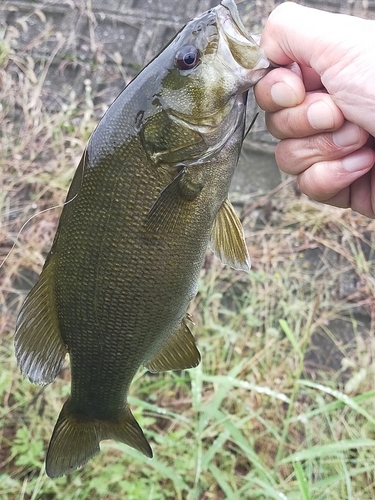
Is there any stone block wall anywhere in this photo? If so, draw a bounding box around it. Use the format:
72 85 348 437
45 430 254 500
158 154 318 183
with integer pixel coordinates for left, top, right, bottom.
0 0 375 197
1 0 374 149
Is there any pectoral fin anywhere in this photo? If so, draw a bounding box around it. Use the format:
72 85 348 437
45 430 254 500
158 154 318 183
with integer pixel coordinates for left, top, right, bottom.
14 256 67 385
210 198 251 271
145 317 201 372
146 169 203 233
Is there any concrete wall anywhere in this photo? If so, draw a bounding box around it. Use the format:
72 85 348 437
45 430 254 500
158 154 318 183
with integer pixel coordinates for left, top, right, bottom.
2 0 374 140
1 0 374 196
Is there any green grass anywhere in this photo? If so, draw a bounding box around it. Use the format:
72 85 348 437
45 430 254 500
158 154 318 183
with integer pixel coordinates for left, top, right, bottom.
1 6 375 500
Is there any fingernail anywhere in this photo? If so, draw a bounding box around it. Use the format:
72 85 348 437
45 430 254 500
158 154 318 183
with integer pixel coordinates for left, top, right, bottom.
332 122 361 147
342 149 374 172
307 101 335 130
271 82 299 107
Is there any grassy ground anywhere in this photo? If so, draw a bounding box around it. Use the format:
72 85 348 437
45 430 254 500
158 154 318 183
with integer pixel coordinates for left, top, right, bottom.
1 9 375 500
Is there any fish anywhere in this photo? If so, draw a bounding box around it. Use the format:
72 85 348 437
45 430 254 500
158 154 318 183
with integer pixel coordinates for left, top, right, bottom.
14 0 272 478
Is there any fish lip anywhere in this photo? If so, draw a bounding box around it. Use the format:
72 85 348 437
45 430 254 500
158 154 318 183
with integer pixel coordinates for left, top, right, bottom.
219 0 252 44
215 0 271 73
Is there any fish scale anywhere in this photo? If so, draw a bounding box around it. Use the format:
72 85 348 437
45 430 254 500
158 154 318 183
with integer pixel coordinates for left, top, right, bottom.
14 0 273 477
58 160 200 395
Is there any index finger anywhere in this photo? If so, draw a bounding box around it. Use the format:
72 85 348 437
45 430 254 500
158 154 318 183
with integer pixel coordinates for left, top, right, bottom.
254 66 305 112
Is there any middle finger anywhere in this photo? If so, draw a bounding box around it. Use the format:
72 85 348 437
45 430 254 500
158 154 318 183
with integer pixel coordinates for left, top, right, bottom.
266 92 345 140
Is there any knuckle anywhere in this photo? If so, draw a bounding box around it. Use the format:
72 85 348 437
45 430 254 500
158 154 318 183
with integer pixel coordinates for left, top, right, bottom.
297 164 333 201
265 109 300 139
275 139 303 173
254 81 271 111
265 112 284 139
308 133 338 157
267 106 310 140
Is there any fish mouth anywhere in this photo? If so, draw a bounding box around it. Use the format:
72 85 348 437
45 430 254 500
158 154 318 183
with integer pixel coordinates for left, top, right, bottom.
216 0 271 74
220 0 252 43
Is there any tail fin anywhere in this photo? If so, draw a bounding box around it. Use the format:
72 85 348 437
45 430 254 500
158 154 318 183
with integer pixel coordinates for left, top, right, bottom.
46 398 152 478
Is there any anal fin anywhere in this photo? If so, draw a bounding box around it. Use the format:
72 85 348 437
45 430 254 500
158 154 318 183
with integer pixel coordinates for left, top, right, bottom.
210 198 251 271
14 256 66 385
145 317 201 372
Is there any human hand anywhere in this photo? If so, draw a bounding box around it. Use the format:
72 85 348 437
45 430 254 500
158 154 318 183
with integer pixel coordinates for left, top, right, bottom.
254 2 375 217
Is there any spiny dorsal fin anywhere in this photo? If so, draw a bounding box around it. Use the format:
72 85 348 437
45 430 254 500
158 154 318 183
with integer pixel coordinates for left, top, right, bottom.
210 198 251 271
14 256 67 385
144 317 201 372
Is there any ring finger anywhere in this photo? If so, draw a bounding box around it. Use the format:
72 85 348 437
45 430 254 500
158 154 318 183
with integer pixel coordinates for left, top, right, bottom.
275 121 371 175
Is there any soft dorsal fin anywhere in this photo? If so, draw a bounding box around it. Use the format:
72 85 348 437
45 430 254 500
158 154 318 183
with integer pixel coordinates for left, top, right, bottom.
210 198 251 271
144 317 201 372
14 255 67 385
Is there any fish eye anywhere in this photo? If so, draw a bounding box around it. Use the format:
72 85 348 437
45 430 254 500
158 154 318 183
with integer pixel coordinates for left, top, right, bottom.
176 45 200 71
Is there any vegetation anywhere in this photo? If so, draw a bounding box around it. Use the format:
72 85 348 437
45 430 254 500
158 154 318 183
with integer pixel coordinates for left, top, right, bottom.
1 6 375 500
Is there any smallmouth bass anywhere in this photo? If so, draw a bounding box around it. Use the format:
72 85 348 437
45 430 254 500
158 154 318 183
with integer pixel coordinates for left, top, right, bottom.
15 0 272 477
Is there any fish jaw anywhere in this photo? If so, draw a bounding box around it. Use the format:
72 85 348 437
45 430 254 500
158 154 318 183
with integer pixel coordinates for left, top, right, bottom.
216 0 272 89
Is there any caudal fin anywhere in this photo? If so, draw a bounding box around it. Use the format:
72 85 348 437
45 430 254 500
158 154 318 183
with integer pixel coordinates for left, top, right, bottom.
46 398 152 478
